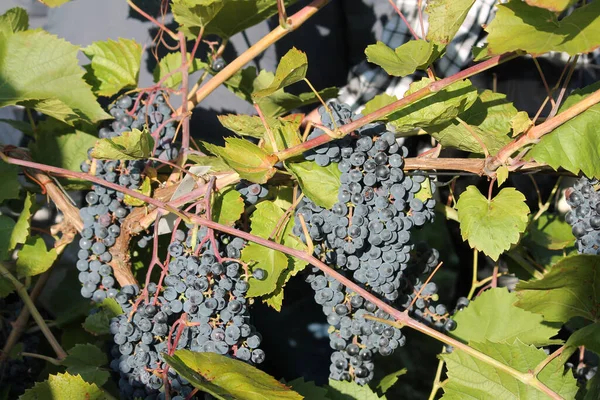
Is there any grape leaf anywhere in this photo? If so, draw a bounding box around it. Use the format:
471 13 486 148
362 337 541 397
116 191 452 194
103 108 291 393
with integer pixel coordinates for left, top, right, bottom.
376 369 407 394
202 138 277 184
165 350 303 400
172 0 225 39
187 154 232 173
62 344 109 387
287 378 329 400
0 7 28 36
362 93 398 117
457 186 530 260
451 288 560 346
585 372 600 400
0 161 20 203
0 216 15 262
511 111 532 136
365 40 434 77
525 0 577 12
91 128 154 161
153 51 208 89
425 0 476 45
253 48 308 98
286 160 341 209
516 254 600 323
16 236 57 278
442 340 578 399
387 78 478 132
559 322 600 364
327 379 385 400
9 192 38 251
485 0 600 56
527 81 600 179
123 177 152 207
425 90 518 155
29 122 99 190
212 188 244 226
0 30 110 124
20 372 106 400
83 298 123 336
496 165 509 187
525 214 575 251
82 38 142 97
217 114 266 138
38 0 72 7
263 119 302 153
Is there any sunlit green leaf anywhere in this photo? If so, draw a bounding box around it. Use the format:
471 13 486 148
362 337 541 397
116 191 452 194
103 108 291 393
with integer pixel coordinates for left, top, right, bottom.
365 40 434 77
19 372 106 400
9 192 38 251
91 128 154 160
153 51 208 89
426 0 475 45
217 114 266 138
213 188 244 226
16 236 57 278
327 379 385 400
286 160 341 209
253 48 308 98
362 93 398 117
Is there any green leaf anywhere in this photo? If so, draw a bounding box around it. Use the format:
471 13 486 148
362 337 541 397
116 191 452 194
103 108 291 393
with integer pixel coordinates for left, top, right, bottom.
485 0 600 56
451 288 560 346
202 138 277 184
0 7 28 36
172 0 225 38
585 372 600 400
82 38 142 97
19 372 106 400
165 350 303 400
516 254 600 323
425 0 476 45
223 66 258 103
16 237 57 278
560 322 600 364
511 111 532 136
253 48 308 98
0 216 16 261
388 78 478 132
263 118 302 153
213 188 244 226
525 0 577 12
376 369 407 394
525 214 575 251
187 154 232 172
0 161 20 203
362 93 398 117
496 165 509 187
326 379 384 400
527 82 600 178
217 114 266 138
62 344 109 387
83 298 123 336
472 44 490 62
457 186 530 260
123 176 152 207
0 274 14 298
29 121 99 190
286 160 341 209
91 128 154 160
9 192 38 251
287 378 329 400
153 51 208 90
442 340 578 399
425 90 518 155
0 30 110 124
365 40 434 77
0 118 34 137
38 0 72 7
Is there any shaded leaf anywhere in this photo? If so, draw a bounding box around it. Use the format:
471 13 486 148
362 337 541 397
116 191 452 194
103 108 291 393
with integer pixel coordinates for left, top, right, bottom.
0 216 15 261
165 350 303 400
388 78 478 132
9 192 38 251
223 66 258 103
527 82 600 178
486 0 600 56
560 322 600 364
213 188 244 226
153 51 208 89
457 186 530 260
442 340 578 399
426 0 476 45
376 369 407 394
83 38 142 97
91 128 154 160
0 7 28 36
287 378 329 400
327 379 384 400
585 372 600 400
516 254 600 323
526 214 575 251
83 298 123 336
202 138 277 184
525 0 578 12
19 372 106 400
0 30 109 124
0 162 20 203
365 40 434 77
253 48 308 98
62 344 109 387
217 114 266 138
451 288 560 346
286 160 341 209
16 236 57 278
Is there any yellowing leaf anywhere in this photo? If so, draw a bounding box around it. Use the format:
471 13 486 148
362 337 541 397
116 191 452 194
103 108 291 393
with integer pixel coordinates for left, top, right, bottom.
496 166 509 187
124 177 152 207
426 0 476 45
19 372 105 400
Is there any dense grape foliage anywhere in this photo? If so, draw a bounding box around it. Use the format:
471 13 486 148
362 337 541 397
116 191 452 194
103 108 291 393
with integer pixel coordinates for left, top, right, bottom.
565 178 600 254
294 103 449 384
110 228 263 399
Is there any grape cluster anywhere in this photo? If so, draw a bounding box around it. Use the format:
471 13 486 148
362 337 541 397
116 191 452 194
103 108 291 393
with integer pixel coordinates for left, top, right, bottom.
237 181 269 205
295 104 449 384
565 178 600 254
77 92 179 301
109 227 263 399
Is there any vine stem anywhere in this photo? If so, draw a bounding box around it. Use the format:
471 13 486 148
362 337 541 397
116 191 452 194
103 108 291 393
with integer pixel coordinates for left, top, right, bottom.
179 0 330 113
0 263 67 361
467 249 479 299
533 346 564 376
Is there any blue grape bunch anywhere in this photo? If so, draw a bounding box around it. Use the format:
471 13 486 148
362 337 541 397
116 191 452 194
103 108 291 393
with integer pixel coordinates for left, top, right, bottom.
237 181 269 205
565 178 600 254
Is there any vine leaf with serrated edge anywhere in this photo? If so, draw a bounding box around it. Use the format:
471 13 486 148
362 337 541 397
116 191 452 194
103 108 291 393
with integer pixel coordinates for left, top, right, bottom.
19 372 106 400
16 236 58 278
253 47 308 98
456 186 530 260
91 128 154 161
365 40 435 77
62 344 110 387
285 160 341 209
8 192 38 251
153 51 208 90
425 0 476 46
